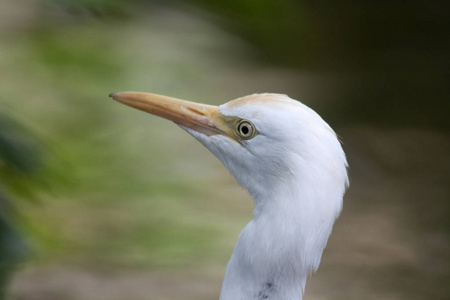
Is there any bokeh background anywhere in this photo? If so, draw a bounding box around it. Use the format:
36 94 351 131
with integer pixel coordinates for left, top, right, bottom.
1 0 449 299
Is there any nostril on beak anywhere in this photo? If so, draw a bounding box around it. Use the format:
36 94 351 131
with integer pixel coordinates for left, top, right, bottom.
186 107 206 116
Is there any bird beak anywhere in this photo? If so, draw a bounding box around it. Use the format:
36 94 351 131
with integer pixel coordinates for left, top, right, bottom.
110 92 232 137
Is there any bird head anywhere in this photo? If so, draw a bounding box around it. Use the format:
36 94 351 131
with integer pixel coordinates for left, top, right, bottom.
110 92 348 213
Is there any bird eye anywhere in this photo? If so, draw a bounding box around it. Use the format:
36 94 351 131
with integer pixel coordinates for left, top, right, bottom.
236 120 257 140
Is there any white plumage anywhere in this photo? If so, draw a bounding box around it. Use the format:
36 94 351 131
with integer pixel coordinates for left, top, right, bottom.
110 92 349 300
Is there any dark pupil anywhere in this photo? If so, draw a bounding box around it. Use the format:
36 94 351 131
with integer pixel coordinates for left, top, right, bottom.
241 125 249 135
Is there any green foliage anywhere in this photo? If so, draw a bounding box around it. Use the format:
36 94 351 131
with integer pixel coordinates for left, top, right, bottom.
0 115 42 174
0 106 43 297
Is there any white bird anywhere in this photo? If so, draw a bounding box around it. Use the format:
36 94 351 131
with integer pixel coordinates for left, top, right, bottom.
110 92 348 300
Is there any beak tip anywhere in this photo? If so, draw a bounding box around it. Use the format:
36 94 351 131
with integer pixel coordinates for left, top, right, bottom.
110 92 123 102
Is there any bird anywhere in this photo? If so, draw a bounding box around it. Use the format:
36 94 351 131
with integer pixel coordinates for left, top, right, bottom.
110 91 348 300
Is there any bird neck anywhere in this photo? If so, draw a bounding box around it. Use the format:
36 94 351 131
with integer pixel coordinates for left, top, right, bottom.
220 168 344 300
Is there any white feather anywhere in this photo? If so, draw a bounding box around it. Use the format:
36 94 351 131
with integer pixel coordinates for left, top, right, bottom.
181 94 348 300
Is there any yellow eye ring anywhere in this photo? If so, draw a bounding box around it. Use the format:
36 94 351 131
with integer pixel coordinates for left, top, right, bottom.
236 120 257 140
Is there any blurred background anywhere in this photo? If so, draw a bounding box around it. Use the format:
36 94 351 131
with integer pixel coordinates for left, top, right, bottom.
0 0 449 299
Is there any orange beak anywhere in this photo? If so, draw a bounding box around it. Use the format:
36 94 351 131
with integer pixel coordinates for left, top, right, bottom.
110 92 232 137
